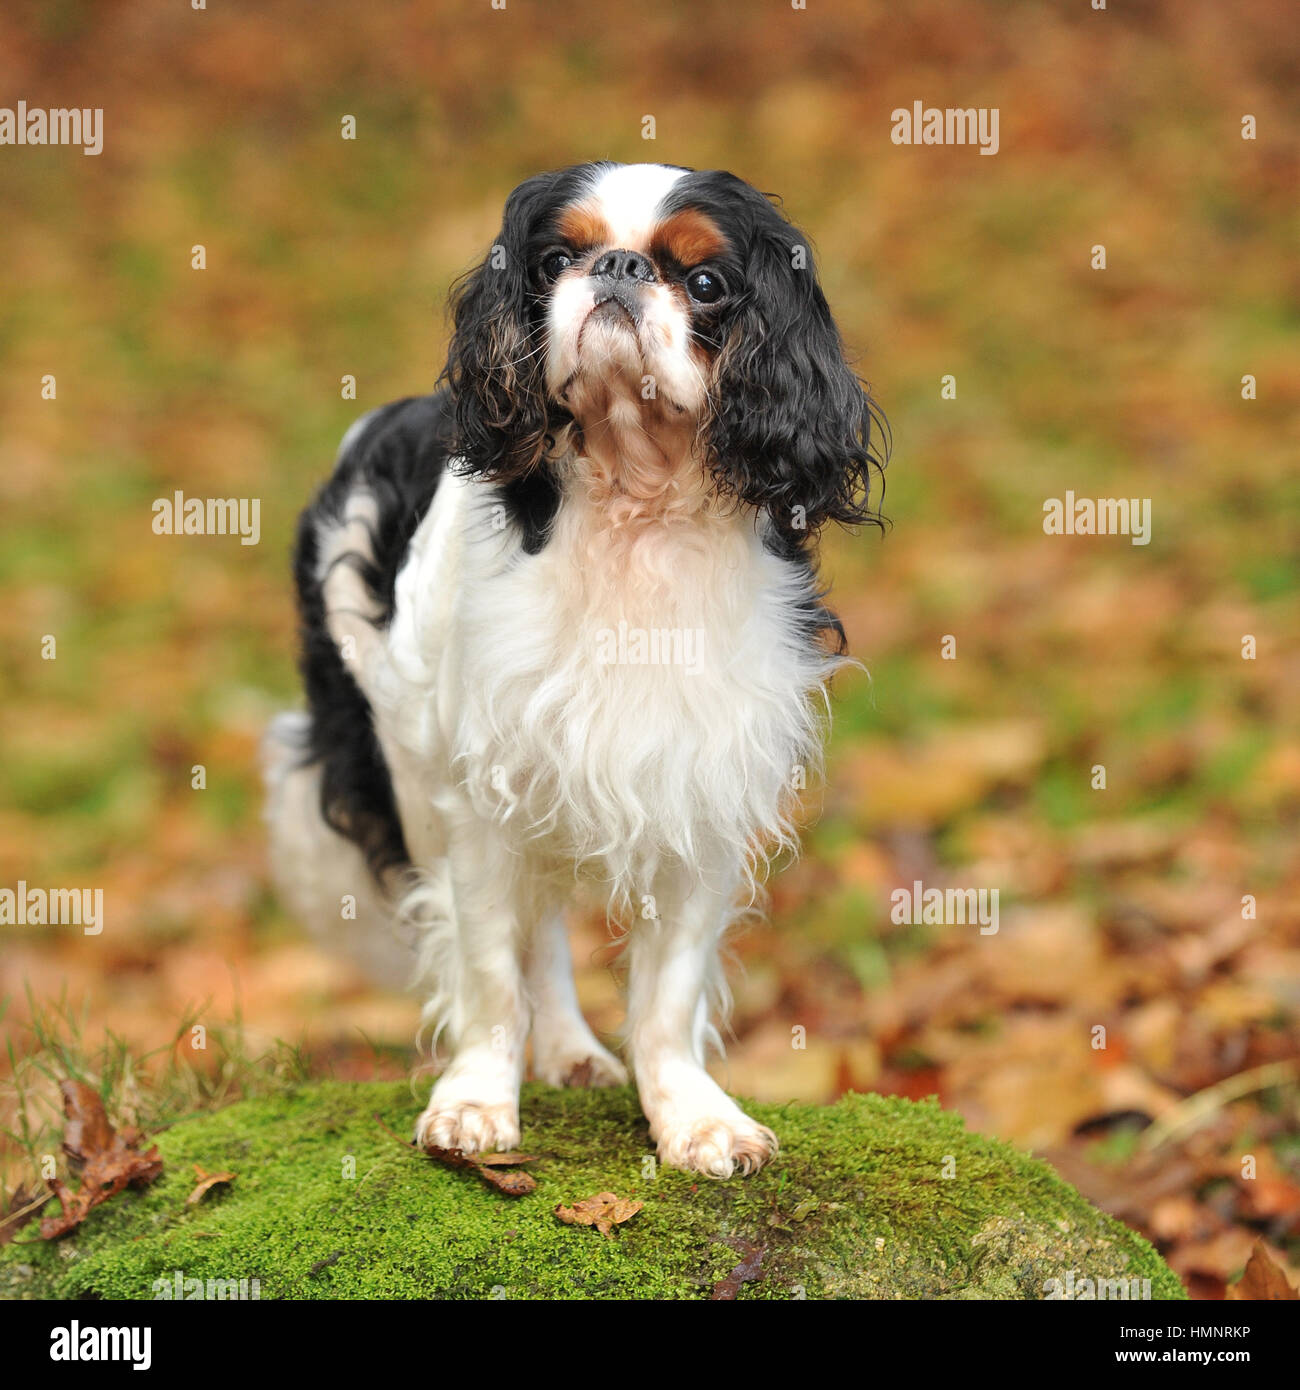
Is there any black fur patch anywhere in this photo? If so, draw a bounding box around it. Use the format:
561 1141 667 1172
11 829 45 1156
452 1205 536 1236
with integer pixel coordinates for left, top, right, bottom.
659 169 889 544
291 391 559 880
439 164 601 482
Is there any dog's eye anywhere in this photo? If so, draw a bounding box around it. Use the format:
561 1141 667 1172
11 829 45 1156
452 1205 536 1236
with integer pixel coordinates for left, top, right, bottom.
685 268 724 304
540 249 575 282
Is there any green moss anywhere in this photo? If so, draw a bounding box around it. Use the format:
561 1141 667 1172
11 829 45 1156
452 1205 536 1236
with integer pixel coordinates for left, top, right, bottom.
0 1082 1184 1300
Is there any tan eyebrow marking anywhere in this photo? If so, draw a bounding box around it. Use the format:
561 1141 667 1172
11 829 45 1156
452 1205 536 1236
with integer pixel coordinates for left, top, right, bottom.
556 201 613 251
649 209 729 267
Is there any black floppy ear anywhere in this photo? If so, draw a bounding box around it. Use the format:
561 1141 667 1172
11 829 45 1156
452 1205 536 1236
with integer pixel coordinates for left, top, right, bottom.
440 172 561 478
707 206 886 538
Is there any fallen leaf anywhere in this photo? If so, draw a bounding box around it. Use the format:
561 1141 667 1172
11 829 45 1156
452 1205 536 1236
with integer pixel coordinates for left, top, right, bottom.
373 1113 540 1195
60 1083 116 1164
563 1058 595 1088
1226 1242 1299 1300
712 1239 764 1299
420 1143 538 1197
554 1191 642 1237
479 1166 538 1196
185 1165 236 1206
39 1081 163 1240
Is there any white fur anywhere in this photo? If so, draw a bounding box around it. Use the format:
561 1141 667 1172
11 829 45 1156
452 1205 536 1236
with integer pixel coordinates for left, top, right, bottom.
588 162 688 249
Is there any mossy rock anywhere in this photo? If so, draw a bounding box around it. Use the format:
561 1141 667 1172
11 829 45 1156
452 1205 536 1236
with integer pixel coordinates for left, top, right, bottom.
0 1081 1184 1300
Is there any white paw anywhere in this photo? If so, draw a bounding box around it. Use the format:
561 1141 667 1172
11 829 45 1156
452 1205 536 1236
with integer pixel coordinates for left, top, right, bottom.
415 1093 520 1154
533 1037 629 1089
640 1066 778 1178
654 1112 778 1179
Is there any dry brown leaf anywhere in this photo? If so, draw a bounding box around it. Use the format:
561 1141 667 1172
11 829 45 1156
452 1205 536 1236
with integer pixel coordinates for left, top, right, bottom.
39 1080 163 1240
712 1239 764 1299
185 1165 236 1206
375 1113 540 1194
479 1167 538 1196
60 1082 116 1164
554 1190 642 1237
419 1143 538 1197
562 1058 595 1088
1226 1242 1300 1301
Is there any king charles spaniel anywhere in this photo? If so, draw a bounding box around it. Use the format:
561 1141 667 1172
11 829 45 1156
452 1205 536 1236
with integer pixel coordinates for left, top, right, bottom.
264 162 886 1177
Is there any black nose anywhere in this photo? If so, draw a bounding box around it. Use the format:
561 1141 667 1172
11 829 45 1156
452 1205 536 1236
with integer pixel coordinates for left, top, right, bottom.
590 248 656 284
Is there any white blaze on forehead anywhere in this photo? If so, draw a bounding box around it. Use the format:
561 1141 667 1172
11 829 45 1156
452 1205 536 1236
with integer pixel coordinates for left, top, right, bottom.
588 163 688 250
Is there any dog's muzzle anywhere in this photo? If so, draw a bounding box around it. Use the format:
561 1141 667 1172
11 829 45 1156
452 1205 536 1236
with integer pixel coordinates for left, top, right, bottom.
587 248 656 326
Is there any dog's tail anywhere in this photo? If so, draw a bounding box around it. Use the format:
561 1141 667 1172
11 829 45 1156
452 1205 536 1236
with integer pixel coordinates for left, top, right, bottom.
261 710 419 991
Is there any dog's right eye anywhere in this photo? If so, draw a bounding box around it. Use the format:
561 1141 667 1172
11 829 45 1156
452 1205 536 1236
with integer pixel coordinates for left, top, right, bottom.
540 249 574 282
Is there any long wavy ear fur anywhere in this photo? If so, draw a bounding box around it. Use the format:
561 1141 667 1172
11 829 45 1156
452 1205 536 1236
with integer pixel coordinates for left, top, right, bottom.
440 169 574 478
703 179 887 541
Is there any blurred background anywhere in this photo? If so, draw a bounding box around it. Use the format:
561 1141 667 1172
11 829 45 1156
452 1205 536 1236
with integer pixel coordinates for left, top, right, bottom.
1 0 1297 1297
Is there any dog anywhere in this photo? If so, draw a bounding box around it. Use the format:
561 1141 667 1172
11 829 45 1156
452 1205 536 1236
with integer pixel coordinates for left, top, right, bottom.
264 162 885 1177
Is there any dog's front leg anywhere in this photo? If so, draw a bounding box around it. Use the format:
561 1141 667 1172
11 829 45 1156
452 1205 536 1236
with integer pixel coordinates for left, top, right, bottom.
627 867 777 1179
414 812 528 1155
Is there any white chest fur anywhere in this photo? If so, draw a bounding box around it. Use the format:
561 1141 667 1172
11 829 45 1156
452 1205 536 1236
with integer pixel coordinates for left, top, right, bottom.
376 471 839 906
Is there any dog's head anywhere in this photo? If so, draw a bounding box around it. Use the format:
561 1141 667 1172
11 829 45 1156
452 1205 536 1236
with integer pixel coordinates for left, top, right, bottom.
442 162 885 536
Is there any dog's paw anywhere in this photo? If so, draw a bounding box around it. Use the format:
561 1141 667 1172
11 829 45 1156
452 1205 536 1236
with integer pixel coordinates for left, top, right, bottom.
414 1098 520 1155
654 1111 778 1179
534 1039 628 1089
639 1063 778 1178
